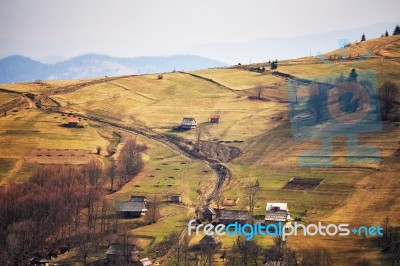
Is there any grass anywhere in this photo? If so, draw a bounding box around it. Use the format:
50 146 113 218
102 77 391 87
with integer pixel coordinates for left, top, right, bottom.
0 92 20 105
0 108 108 183
1 35 400 265
189 68 283 90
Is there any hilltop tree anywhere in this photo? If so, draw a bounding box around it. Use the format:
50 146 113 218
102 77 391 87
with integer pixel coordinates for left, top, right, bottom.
393 25 400 35
361 33 366 41
255 82 263 100
379 81 399 120
270 61 278 71
349 68 358 82
385 30 389 37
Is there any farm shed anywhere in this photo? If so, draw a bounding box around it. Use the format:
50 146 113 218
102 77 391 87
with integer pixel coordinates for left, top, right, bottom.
140 257 153 266
169 194 182 203
210 114 220 124
265 202 293 226
180 117 197 129
219 210 249 225
116 201 147 218
200 235 221 248
105 242 140 262
222 197 239 206
131 195 147 203
67 117 79 127
29 257 50 266
203 207 217 221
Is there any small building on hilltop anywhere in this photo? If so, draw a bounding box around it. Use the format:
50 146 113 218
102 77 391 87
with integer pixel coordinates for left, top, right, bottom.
265 202 293 226
169 194 182 203
180 117 197 129
116 201 147 218
210 114 220 124
67 117 79 127
219 210 249 225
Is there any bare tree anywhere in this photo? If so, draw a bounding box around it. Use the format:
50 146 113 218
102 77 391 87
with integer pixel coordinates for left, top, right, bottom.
380 81 399 120
255 82 263 100
82 159 103 189
193 124 210 152
246 180 260 223
118 137 144 184
228 236 262 266
107 159 117 191
145 194 161 224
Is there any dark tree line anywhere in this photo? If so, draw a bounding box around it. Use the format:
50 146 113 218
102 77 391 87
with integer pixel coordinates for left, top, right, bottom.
0 137 147 265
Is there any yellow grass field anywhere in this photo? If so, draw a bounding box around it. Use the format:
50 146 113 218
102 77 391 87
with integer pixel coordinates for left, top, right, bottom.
1 36 400 265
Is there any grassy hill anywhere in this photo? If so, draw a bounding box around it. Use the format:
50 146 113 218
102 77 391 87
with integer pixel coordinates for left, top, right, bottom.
0 35 400 265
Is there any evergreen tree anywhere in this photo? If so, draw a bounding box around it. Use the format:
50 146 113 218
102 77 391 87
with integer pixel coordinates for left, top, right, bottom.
385 30 389 37
349 68 358 82
393 25 400 35
361 33 366 41
270 61 278 71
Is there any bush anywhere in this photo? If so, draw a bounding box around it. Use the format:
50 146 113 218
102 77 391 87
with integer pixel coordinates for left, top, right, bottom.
157 74 163 80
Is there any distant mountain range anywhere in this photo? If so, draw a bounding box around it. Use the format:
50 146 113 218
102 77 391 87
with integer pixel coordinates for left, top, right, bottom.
0 54 227 84
180 23 398 64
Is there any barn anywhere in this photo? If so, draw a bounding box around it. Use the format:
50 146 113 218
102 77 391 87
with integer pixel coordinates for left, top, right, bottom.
67 117 79 127
116 201 147 218
180 117 197 129
210 115 220 124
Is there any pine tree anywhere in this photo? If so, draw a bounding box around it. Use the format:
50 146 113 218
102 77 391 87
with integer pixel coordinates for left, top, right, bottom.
349 68 358 82
361 33 366 41
385 30 389 37
393 25 400 35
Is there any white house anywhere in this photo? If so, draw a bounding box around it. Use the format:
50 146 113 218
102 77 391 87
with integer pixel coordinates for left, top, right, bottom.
265 202 293 226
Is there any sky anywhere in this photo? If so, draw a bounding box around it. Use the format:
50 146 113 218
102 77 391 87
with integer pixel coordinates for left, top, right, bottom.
0 0 399 63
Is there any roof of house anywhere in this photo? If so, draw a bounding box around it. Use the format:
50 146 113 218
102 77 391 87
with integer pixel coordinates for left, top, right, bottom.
219 210 249 221
264 261 288 266
210 115 220 119
266 202 288 211
140 257 152 266
68 117 79 123
131 196 147 202
265 210 292 222
116 201 147 212
200 235 221 246
222 197 239 206
203 207 217 215
106 242 138 256
181 117 196 125
30 257 50 263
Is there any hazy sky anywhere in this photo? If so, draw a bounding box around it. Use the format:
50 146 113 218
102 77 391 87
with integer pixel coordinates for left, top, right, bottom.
0 0 399 62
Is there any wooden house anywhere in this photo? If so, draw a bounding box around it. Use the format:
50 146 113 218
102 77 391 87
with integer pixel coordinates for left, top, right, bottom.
67 117 79 127
140 258 152 266
169 194 182 203
199 235 221 248
265 202 293 226
131 195 147 203
29 257 49 266
180 117 196 129
218 210 249 225
105 242 139 262
210 115 220 124
203 207 217 221
222 197 239 206
116 201 147 218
